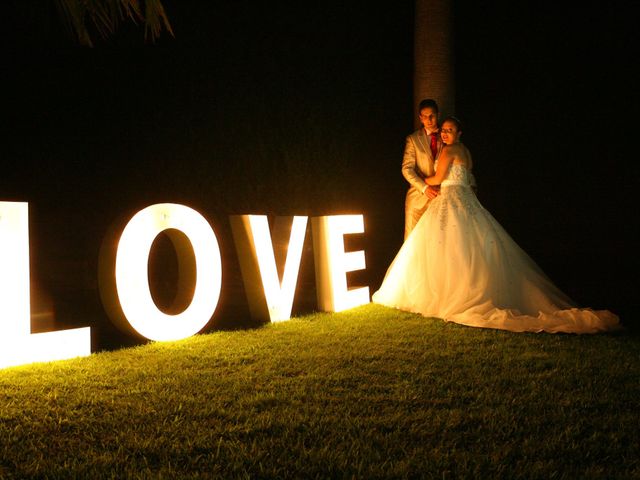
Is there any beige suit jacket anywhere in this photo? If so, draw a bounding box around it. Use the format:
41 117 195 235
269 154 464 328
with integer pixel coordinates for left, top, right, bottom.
402 128 443 239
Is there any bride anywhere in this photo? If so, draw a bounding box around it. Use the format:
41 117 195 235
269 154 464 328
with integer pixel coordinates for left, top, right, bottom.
372 116 621 334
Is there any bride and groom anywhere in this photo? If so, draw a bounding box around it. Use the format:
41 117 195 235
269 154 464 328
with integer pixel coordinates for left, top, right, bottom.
372 99 621 334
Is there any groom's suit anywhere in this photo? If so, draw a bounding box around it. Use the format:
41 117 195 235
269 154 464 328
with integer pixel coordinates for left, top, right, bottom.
402 128 442 239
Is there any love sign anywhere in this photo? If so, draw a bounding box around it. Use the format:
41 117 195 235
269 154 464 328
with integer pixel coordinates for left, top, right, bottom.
0 201 370 368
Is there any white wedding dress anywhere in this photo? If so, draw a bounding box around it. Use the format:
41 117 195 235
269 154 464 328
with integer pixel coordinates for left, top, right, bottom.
373 161 621 333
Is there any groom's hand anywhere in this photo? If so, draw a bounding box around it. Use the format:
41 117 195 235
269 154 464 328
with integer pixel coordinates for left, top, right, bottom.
426 185 440 199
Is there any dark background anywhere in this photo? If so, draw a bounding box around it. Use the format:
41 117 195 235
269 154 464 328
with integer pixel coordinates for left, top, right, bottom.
1 1 637 347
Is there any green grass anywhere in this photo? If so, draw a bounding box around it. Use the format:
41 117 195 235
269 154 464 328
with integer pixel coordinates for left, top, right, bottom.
1 304 638 479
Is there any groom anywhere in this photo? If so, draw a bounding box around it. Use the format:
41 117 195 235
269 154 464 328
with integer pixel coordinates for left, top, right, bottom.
402 98 442 239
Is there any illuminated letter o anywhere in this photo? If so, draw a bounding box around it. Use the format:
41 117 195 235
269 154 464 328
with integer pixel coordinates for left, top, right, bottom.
113 204 221 341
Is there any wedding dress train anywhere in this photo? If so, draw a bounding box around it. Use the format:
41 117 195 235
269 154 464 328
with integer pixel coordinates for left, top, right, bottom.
372 162 621 334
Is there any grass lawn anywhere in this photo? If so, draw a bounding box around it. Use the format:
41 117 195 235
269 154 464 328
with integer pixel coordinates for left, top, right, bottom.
1 304 638 479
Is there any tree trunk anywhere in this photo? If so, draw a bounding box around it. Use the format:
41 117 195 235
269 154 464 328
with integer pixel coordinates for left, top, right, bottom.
413 0 454 128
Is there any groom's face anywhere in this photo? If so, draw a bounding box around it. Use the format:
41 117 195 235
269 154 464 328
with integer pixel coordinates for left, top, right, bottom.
419 107 438 132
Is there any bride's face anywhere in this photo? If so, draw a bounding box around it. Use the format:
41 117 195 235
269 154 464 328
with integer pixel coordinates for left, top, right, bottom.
440 121 460 145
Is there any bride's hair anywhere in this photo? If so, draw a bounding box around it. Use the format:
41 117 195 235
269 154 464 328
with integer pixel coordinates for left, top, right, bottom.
442 115 463 131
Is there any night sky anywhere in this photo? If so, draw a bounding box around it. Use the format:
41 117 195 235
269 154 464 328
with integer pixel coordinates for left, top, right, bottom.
1 1 637 341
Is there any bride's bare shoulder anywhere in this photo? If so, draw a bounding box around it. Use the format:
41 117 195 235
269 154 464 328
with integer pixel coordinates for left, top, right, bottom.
444 143 463 153
446 143 465 157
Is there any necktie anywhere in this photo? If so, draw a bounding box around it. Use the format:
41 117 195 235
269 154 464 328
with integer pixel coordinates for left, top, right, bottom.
430 132 438 158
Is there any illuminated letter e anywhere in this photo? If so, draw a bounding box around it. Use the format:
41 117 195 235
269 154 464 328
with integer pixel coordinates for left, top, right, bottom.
311 215 370 312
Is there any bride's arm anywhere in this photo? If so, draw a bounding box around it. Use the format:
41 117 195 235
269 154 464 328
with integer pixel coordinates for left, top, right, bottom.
425 148 452 186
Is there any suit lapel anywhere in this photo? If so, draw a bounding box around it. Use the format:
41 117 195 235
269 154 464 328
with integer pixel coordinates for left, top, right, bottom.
417 129 430 157
415 129 435 176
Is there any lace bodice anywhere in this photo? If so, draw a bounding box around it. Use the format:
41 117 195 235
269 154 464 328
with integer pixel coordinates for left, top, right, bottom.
436 161 472 187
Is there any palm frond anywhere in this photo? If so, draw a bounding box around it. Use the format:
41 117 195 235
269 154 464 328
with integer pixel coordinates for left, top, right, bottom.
53 0 173 47
142 0 173 43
